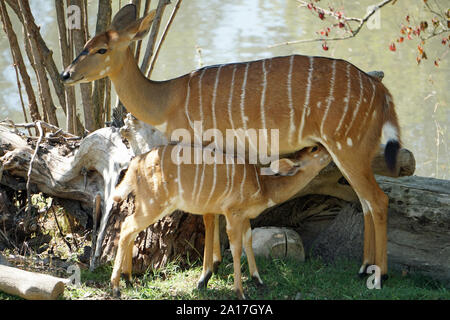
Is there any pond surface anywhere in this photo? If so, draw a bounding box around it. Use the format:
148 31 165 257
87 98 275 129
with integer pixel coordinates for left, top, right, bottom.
0 0 448 178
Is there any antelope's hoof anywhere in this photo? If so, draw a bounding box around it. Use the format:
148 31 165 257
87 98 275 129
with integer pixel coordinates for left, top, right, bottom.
380 274 389 287
197 270 212 290
121 273 133 288
212 261 221 274
235 289 246 300
112 287 121 299
357 264 369 279
252 275 264 287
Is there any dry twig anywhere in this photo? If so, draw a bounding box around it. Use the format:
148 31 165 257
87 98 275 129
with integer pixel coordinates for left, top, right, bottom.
270 0 394 48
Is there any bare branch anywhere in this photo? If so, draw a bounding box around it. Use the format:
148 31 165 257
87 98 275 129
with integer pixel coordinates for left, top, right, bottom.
0 0 41 123
141 0 171 76
26 121 43 216
270 0 394 48
18 0 59 126
148 0 183 77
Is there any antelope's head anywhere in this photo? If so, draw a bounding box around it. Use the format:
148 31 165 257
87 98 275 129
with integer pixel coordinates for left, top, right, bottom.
61 4 155 85
270 145 331 176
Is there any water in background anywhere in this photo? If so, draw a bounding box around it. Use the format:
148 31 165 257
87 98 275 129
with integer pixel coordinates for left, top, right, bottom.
0 0 448 179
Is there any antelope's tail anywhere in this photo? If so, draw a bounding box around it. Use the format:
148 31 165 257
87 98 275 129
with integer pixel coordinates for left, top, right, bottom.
112 165 136 202
382 90 401 172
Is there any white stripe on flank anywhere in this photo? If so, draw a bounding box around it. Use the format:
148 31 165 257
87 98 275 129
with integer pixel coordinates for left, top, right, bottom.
191 162 200 200
298 56 314 141
358 77 376 138
260 60 268 133
240 63 250 130
205 161 217 207
160 145 169 196
217 161 230 202
240 164 247 204
227 65 237 131
320 60 337 137
287 55 295 145
252 166 262 198
335 63 352 134
225 162 236 200
198 68 207 130
345 70 364 137
195 161 206 205
177 153 184 198
211 66 222 131
184 74 194 129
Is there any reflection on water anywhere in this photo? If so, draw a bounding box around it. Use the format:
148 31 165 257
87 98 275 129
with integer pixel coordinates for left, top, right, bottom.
0 0 448 179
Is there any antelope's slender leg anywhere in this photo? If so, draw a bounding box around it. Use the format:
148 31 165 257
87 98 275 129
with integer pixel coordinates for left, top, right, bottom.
325 147 389 283
111 213 156 297
359 211 376 277
198 214 215 289
212 214 222 273
225 213 245 300
120 237 135 286
242 218 263 285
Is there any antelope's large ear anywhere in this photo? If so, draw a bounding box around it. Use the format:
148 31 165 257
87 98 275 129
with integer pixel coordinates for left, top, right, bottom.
125 10 156 41
111 4 137 31
270 158 299 176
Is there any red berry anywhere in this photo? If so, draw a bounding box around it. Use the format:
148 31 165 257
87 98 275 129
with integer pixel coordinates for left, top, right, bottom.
389 43 396 51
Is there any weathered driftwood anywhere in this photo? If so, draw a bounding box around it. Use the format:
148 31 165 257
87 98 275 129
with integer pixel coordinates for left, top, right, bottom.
0 264 66 300
0 124 131 269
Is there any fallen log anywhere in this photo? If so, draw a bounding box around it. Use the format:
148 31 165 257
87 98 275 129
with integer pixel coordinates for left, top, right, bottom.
0 264 66 300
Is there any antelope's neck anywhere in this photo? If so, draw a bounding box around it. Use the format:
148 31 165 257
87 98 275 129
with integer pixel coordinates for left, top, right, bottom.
261 169 315 204
109 48 172 126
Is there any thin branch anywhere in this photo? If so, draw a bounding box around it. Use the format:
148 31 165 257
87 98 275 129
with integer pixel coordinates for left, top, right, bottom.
135 0 152 60
0 0 41 123
141 0 171 75
52 207 73 253
26 121 43 216
270 0 394 48
18 0 59 126
148 0 183 77
69 0 95 132
0 120 80 139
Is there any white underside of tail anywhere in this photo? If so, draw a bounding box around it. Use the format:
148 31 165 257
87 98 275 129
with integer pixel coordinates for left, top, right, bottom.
382 121 399 142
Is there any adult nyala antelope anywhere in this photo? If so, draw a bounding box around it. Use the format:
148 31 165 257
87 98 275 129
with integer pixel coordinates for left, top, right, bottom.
61 5 401 286
111 144 331 299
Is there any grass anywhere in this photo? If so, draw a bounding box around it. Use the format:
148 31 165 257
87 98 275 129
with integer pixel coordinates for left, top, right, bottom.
1 253 449 300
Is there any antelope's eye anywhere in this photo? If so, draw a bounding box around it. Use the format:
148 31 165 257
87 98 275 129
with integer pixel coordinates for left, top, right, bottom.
311 146 319 152
97 48 107 54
